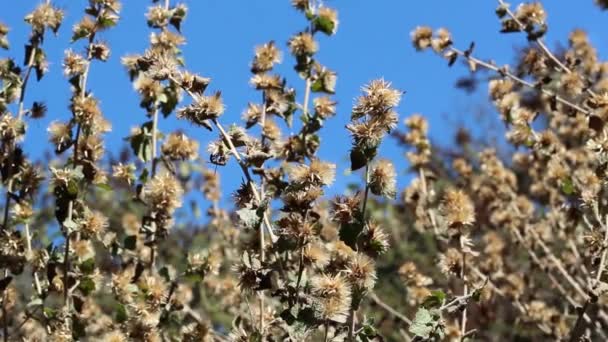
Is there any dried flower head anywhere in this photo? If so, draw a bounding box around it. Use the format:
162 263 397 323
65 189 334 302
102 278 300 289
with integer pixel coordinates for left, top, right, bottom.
316 7 339 35
411 26 433 50
63 50 88 76
177 92 225 125
345 253 377 291
288 159 336 186
24 3 64 35
288 32 318 57
251 41 282 73
440 188 475 228
162 132 199 161
369 159 397 198
311 274 352 323
144 172 184 215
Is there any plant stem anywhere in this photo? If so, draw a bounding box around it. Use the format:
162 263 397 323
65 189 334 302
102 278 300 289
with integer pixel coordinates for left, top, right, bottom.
369 293 412 325
496 0 598 99
348 164 371 341
449 47 591 116
459 235 468 340
568 214 608 342
170 75 277 242
258 90 267 334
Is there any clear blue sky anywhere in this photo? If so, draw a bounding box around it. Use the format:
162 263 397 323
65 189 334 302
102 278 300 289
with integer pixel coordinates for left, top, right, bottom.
1 0 606 203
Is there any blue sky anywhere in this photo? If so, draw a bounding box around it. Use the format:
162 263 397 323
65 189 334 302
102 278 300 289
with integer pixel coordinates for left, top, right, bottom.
1 0 607 206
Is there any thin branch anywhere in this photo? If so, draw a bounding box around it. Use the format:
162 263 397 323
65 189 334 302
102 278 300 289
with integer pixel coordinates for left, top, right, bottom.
459 235 468 340
568 214 608 342
496 0 598 99
170 74 277 243
258 90 267 334
449 47 591 116
369 293 411 325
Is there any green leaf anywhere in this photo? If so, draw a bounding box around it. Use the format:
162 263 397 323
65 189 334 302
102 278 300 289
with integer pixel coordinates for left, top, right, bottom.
409 308 434 338
80 258 95 275
124 235 137 250
67 179 79 197
115 303 128 323
339 221 364 250
422 290 446 309
313 16 335 35
310 79 324 92
350 148 367 171
159 84 179 117
561 177 575 195
78 277 95 296
159 266 172 282
130 121 154 162
71 28 91 42
236 207 262 229
98 16 117 29
96 183 112 192
44 307 57 319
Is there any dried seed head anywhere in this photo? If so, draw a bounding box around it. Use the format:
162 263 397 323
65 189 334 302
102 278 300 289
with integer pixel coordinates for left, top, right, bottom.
73 239 95 260
360 220 390 257
345 253 377 291
330 195 361 224
352 79 402 120
102 331 129 342
139 275 167 310
440 188 475 228
438 248 462 276
561 72 584 97
251 41 282 73
146 5 171 28
0 114 25 141
24 3 64 35
288 32 318 57
311 274 352 323
30 101 47 119
80 210 109 239
12 202 34 223
63 50 88 77
71 96 102 127
72 16 97 41
162 132 199 161
411 26 433 51
515 3 546 26
145 172 184 215
112 163 136 185
369 159 397 199
180 72 210 95
431 28 452 52
288 159 336 186
177 92 225 125
89 42 111 61
250 73 282 90
0 22 8 50
303 243 330 269
313 96 336 119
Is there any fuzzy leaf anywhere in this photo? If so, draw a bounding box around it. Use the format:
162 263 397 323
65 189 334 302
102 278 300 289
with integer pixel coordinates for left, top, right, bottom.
409 308 434 338
236 207 262 229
